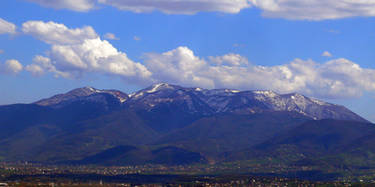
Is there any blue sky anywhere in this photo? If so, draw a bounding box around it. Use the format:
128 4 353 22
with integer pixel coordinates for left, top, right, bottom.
0 0 375 121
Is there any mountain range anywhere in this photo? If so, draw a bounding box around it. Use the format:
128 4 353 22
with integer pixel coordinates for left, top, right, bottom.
0 83 373 172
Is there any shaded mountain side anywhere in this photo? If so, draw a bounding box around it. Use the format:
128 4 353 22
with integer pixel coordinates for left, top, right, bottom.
256 120 375 153
132 103 209 133
29 110 160 163
154 111 311 158
72 145 206 166
0 99 131 162
344 134 375 153
0 95 125 138
0 124 62 160
223 120 375 164
326 134 375 168
51 97 124 131
72 145 138 165
0 104 53 139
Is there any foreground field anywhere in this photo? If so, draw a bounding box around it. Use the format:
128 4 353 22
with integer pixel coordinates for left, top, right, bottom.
2 163 375 186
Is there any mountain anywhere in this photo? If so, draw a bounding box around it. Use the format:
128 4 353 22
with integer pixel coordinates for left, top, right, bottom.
126 83 367 123
35 87 128 109
256 119 375 154
0 83 371 167
224 119 375 166
154 111 311 158
125 84 215 132
32 83 367 124
74 145 206 166
30 110 160 162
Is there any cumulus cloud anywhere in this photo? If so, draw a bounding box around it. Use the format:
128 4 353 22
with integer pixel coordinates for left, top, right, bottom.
25 55 67 77
98 0 251 14
209 53 249 66
25 0 96 12
0 18 16 35
21 0 375 20
23 21 151 82
22 21 97 45
26 63 45 76
22 0 375 20
144 47 375 98
250 0 375 20
0 59 23 75
144 47 213 88
103 33 119 40
21 21 375 99
24 0 251 14
322 51 333 57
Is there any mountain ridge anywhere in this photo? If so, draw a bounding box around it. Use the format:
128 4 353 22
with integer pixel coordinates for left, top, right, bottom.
33 83 368 123
35 87 129 108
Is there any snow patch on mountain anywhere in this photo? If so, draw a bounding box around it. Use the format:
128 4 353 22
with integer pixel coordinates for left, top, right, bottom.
35 83 368 122
147 83 173 93
35 87 129 106
253 90 277 98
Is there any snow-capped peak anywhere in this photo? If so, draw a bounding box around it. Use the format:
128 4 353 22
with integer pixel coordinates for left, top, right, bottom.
68 86 101 97
253 90 278 97
147 83 172 93
129 83 173 99
310 98 330 106
35 86 129 106
231 90 240 93
195 87 203 91
78 87 128 102
85 86 99 93
35 84 367 123
225 89 240 93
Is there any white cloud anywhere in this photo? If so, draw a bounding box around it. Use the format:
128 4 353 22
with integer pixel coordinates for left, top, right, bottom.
24 0 251 14
23 21 151 82
25 0 96 12
21 0 375 20
322 51 333 57
209 53 249 66
22 21 98 45
0 18 16 35
25 63 46 77
144 46 375 99
47 38 151 79
25 56 65 77
103 33 119 40
98 0 251 14
21 21 375 99
144 46 213 88
0 59 23 75
250 0 375 20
